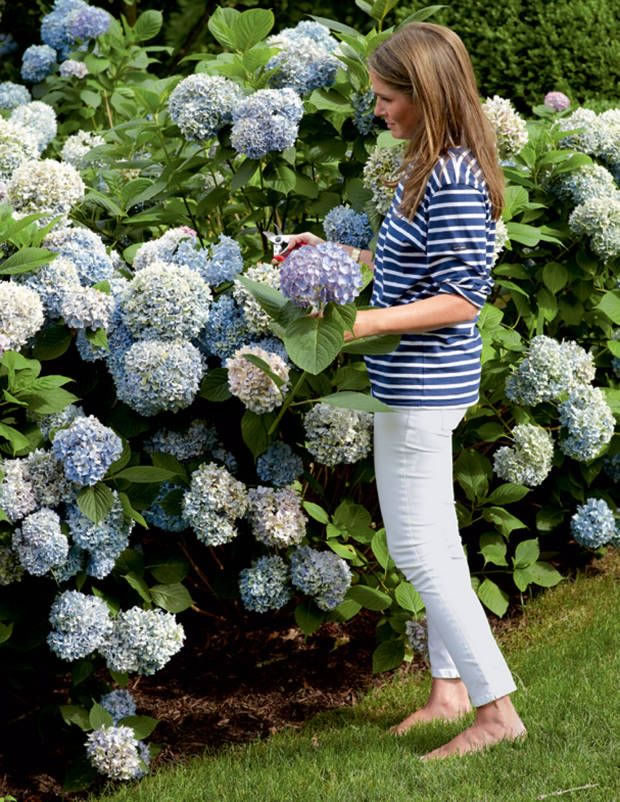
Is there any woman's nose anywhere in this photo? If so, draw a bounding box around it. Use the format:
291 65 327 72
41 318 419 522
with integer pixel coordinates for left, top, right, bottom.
374 99 383 116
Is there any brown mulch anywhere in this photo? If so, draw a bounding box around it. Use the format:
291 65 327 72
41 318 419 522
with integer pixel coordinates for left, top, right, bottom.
1 550 616 801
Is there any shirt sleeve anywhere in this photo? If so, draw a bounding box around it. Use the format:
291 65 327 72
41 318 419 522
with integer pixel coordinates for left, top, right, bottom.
426 182 494 309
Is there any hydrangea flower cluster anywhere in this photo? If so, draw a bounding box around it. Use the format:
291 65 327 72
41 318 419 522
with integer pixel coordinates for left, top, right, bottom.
60 129 105 168
323 205 372 249
280 242 362 309
168 74 243 141
117 340 205 417
405 620 428 654
43 225 114 285
231 88 304 159
247 486 306 549
86 726 149 781
0 283 44 349
554 163 618 206
60 285 114 330
197 294 250 361
289 546 352 610
597 108 620 177
41 0 111 59
51 544 86 583
0 34 18 57
0 117 40 180
568 196 620 261
304 403 373 466
558 386 615 461
182 462 248 546
47 590 113 661
238 555 292 613
603 453 620 483
144 482 187 532
16 256 80 318
7 159 85 221
555 107 601 154
52 415 122 486
0 81 31 110
145 420 217 461
0 459 37 522
493 424 554 487
10 101 57 153
492 218 509 265
59 59 89 79
351 89 376 135
38 402 84 440
256 442 304 487
543 91 570 112
362 143 404 216
267 21 339 96
132 227 203 272
66 492 134 578
99 607 185 675
100 689 137 724
12 508 68 576
201 234 244 285
571 498 616 549
481 96 529 159
505 335 595 406
121 261 212 341
21 44 57 83
226 344 289 414
21 448 74 507
0 545 24 586
232 261 281 336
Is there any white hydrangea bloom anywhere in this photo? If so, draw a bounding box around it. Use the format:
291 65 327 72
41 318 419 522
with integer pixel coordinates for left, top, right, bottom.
247 486 306 548
232 262 281 335
481 96 529 159
304 403 373 466
0 116 40 180
493 424 554 487
60 129 105 169
0 282 44 349
7 158 85 221
226 345 290 414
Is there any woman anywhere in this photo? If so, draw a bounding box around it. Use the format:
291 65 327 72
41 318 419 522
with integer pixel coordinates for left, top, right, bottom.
281 22 526 760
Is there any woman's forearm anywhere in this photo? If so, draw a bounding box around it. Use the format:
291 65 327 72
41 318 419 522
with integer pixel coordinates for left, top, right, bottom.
349 293 479 339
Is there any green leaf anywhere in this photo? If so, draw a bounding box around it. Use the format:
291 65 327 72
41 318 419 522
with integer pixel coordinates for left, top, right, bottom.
207 7 239 49
85 328 108 351
200 368 232 402
505 222 542 247
133 9 163 41
77 483 115 524
482 506 528 537
542 262 569 294
537 287 558 321
113 466 179 483
0 422 30 453
394 581 424 614
302 502 329 524
123 572 152 603
241 410 273 459
118 492 148 528
0 620 14 644
71 659 94 686
513 538 540 569
237 277 289 320
89 703 114 730
372 639 405 673
0 247 56 275
513 567 531 592
330 598 362 621
454 449 491 502
479 533 508 567
283 314 343 374
32 323 72 360
60 705 91 731
295 600 326 635
148 559 189 584
486 483 530 505
597 291 620 325
24 387 79 415
536 507 564 532
477 422 505 442
341 333 401 355
371 529 390 570
266 164 297 195
327 541 359 562
527 560 563 588
150 582 193 613
119 715 159 739
79 89 101 108
348 585 392 611
316 391 392 413
231 158 259 190
477 578 509 617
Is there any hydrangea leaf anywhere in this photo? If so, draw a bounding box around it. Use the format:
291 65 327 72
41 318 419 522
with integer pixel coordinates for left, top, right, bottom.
526 560 563 588
513 538 540 569
302 501 329 524
371 529 390 570
60 704 91 731
294 600 325 636
394 581 424 614
317 390 392 413
372 638 405 673
133 10 163 43
200 368 232 402
477 578 509 617
479 533 509 567
597 290 620 325
348 585 392 611
76 483 115 524
485 483 530 505
150 583 193 614
118 715 159 740
231 9 275 52
283 315 343 374
0 246 56 275
88 702 114 730
113 466 179 483
329 598 362 621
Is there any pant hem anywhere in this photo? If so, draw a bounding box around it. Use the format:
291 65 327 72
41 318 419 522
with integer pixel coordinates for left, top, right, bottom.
470 682 518 708
431 670 461 679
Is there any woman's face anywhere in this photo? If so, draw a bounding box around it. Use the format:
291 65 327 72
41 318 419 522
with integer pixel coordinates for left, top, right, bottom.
369 70 421 140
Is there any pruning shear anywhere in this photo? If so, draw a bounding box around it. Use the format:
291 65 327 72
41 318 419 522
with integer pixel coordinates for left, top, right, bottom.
263 225 302 263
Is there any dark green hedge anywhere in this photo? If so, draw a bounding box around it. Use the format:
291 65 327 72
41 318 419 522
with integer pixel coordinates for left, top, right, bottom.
396 0 620 110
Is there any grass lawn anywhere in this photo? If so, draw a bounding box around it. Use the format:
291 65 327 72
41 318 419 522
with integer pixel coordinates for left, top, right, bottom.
94 550 620 802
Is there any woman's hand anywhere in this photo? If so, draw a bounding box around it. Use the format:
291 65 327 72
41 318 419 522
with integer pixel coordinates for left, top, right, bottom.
280 232 324 257
344 309 378 342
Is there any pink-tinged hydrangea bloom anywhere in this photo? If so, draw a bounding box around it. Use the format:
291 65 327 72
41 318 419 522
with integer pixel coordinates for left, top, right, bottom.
543 91 570 112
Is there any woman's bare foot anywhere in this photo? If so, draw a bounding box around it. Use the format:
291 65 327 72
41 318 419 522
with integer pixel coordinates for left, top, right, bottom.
420 694 526 760
390 678 472 735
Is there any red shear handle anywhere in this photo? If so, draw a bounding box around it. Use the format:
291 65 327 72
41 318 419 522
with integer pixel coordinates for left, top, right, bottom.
274 240 304 262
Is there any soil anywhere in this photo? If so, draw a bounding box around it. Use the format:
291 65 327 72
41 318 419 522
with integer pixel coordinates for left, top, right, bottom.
1 552 615 802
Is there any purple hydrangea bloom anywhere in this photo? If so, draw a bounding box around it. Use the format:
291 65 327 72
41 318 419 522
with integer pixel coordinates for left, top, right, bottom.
544 91 570 112
280 242 362 309
21 45 57 83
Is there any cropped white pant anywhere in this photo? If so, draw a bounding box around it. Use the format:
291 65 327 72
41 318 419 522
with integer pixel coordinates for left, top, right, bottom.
374 407 517 707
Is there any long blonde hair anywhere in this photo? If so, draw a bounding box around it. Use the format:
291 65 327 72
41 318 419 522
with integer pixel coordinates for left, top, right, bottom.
368 22 504 221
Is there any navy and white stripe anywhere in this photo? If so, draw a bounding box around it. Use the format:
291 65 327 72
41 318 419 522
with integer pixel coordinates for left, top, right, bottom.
365 147 495 408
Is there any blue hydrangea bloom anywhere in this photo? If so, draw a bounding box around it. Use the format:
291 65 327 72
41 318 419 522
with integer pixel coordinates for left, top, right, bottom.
256 442 303 487
168 74 243 141
571 498 616 549
39 403 84 440
196 294 250 360
231 88 303 159
41 0 85 56
0 34 18 57
239 555 292 613
100 689 137 724
21 45 57 83
289 545 352 610
144 482 187 532
52 415 122 487
106 322 135 383
99 607 185 675
43 226 115 285
323 204 372 248
267 22 339 96
12 508 68 576
66 492 134 579
67 5 110 42
145 420 218 461
0 81 31 110
352 89 376 135
51 544 86 583
558 386 615 461
280 242 362 308
47 590 113 661
201 235 244 285
252 336 289 364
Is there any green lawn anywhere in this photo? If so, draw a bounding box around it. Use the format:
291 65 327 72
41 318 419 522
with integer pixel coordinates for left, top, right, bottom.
94 551 620 802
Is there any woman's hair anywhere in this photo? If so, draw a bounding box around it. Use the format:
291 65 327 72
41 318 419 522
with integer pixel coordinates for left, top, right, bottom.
368 22 504 221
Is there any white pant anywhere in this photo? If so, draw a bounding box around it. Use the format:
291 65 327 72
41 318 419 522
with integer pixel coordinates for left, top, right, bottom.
374 407 517 707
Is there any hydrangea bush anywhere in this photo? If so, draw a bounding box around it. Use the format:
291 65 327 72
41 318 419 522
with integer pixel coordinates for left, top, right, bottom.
0 0 617 791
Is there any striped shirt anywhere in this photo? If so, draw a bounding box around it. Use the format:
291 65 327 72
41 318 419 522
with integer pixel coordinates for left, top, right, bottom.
365 147 495 408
